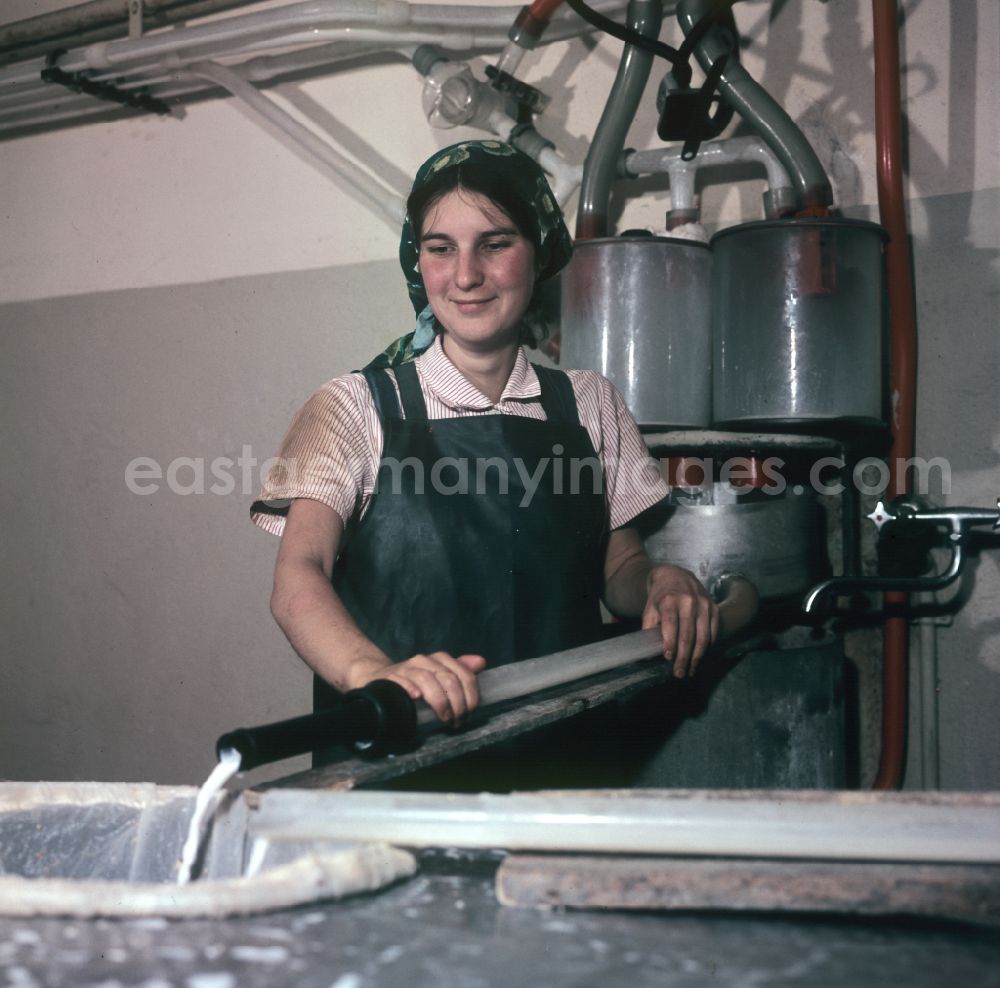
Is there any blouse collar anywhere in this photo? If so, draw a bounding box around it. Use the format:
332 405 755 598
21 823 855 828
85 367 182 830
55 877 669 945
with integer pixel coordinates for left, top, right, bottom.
415 336 542 410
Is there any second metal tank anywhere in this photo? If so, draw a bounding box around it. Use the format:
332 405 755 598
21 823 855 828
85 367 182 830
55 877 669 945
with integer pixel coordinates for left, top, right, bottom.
711 217 887 435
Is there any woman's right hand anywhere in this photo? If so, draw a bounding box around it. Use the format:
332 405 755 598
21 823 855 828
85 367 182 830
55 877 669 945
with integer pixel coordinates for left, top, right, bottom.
359 652 487 724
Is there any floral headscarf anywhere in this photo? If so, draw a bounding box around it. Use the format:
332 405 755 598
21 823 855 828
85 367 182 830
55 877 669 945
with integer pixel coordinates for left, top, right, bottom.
366 140 574 369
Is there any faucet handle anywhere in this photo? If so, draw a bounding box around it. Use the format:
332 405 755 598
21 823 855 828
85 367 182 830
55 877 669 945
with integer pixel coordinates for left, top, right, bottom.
866 500 895 531
803 495 1000 615
865 497 1000 538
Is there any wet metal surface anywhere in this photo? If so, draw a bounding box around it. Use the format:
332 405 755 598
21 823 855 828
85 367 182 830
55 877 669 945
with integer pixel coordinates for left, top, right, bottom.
2 852 999 987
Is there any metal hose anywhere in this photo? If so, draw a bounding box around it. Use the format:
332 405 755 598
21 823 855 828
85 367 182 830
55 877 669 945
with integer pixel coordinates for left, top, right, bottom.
576 0 663 238
675 0 832 210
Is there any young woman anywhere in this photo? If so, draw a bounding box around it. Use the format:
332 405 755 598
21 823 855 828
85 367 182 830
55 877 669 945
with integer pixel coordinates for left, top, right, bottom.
252 140 717 732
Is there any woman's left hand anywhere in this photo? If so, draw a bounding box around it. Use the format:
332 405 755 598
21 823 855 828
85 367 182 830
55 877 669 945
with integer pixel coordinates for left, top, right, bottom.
642 564 719 679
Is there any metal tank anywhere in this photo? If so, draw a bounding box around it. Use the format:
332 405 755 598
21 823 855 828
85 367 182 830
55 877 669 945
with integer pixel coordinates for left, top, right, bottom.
560 236 712 428
637 434 840 601
711 217 887 434
642 492 827 600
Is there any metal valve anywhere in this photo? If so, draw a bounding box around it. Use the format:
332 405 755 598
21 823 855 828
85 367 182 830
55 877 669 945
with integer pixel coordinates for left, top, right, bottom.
802 495 1000 614
865 497 1000 536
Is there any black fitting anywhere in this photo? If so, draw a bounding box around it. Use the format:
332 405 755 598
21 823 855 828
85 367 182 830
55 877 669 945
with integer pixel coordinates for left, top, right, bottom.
40 48 170 116
485 65 551 116
215 680 417 772
342 679 419 755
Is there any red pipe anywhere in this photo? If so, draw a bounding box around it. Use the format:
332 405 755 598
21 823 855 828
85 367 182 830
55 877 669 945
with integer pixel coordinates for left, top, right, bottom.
871 0 918 790
510 0 566 45
528 0 566 19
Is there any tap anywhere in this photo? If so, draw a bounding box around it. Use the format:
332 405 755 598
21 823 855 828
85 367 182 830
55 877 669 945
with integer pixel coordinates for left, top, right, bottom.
802 496 1000 614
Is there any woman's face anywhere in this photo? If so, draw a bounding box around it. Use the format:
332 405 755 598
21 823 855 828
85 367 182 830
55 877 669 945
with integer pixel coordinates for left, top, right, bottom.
417 188 535 354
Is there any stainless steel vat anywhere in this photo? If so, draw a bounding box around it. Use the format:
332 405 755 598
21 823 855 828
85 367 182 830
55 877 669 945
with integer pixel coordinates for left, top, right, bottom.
641 488 827 600
711 218 887 432
560 236 712 428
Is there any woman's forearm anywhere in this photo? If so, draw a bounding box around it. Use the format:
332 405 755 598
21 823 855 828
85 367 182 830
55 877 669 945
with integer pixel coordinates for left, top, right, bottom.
271 554 395 692
602 526 717 677
272 553 486 722
603 550 654 618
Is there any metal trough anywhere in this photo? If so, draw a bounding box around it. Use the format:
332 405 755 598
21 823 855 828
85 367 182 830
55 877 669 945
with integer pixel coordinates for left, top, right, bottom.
0 781 414 919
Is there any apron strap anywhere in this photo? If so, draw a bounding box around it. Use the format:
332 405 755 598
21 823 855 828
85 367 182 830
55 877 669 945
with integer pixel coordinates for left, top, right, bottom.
361 366 403 423
393 360 428 421
533 364 581 427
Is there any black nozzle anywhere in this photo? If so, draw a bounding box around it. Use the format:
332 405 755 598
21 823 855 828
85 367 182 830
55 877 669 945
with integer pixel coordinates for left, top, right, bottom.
215 679 417 772
342 678 419 755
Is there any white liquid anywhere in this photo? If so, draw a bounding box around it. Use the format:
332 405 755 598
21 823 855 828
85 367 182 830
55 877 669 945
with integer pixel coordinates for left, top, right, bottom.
176 747 242 884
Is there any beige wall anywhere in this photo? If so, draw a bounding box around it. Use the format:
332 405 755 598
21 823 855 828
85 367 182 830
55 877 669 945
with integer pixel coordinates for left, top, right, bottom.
1 0 998 785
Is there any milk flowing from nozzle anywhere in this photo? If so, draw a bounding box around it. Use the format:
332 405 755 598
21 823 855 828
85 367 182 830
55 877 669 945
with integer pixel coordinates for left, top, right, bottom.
176 746 242 885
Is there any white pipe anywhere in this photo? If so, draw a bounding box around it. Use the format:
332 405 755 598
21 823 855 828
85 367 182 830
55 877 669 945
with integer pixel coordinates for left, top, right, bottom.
0 11 622 133
0 38 409 128
538 146 584 206
185 60 405 228
0 0 256 50
80 2 396 71
1 0 627 84
249 789 1000 864
477 109 581 206
218 28 486 58
9 39 398 100
87 41 397 92
493 40 527 79
0 0 629 136
624 135 794 213
69 1 624 73
487 109 516 141
3 27 503 111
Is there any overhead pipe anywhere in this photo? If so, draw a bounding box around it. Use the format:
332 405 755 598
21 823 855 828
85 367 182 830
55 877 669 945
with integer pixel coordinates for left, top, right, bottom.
184 60 405 228
0 3 489 83
871 0 918 791
0 0 629 81
0 1 629 137
675 0 832 211
1 31 502 122
0 0 259 64
577 0 663 238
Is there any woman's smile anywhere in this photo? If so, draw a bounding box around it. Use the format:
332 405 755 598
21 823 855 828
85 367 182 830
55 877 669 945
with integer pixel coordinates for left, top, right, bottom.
452 296 496 311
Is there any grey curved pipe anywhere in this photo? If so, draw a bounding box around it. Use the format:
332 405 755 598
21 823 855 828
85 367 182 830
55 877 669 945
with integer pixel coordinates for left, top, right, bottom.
576 0 663 239
676 0 832 209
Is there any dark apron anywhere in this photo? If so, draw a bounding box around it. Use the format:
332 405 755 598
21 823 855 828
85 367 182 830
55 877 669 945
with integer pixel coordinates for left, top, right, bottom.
316 359 617 787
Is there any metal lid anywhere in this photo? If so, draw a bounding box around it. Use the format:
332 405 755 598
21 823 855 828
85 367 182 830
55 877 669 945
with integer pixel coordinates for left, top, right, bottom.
710 216 888 245
572 235 710 251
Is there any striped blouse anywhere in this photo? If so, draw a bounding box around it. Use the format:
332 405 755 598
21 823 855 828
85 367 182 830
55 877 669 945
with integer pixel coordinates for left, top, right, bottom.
251 336 668 536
